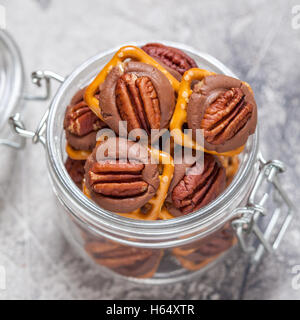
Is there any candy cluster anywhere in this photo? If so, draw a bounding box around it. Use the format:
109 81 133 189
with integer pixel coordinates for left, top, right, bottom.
64 42 256 220
63 43 257 277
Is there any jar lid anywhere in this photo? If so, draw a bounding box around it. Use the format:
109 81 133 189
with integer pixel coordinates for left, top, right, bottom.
0 30 24 131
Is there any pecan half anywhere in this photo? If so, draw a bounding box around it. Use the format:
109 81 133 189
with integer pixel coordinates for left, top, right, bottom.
88 160 148 198
116 73 160 133
201 88 253 145
142 43 197 75
84 137 160 213
187 74 257 153
64 89 104 137
64 102 102 136
99 61 175 139
170 154 226 215
64 88 107 151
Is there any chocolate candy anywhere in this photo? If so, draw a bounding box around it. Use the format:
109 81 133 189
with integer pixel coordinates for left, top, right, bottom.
84 137 160 213
142 42 197 75
99 61 175 138
187 74 257 153
165 153 226 216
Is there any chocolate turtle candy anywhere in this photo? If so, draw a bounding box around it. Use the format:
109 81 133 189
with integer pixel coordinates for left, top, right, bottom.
187 74 257 153
99 61 175 139
84 137 160 213
142 43 197 76
165 153 226 216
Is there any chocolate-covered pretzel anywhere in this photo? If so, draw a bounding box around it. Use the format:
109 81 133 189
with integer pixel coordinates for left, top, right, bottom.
64 87 107 151
84 137 160 213
187 74 257 153
99 61 175 138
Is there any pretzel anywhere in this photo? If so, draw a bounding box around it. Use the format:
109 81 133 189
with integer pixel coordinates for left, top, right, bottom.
170 68 247 157
65 133 109 161
82 179 91 198
84 45 180 119
66 143 91 160
219 155 240 186
158 207 175 220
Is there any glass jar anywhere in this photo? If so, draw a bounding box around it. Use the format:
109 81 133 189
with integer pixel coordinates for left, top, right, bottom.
8 42 294 284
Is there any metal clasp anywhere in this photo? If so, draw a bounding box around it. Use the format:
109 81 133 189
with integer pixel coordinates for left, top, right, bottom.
232 153 295 263
9 70 65 146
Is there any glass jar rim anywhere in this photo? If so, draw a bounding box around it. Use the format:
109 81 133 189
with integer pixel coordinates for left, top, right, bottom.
45 42 259 247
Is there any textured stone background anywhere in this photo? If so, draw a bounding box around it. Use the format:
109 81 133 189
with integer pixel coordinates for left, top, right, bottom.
0 0 300 299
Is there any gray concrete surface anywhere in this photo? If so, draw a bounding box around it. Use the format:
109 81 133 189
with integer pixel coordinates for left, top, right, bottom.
0 0 300 299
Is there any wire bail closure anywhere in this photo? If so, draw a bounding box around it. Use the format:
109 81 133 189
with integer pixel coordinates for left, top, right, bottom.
9 70 65 147
231 153 294 263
